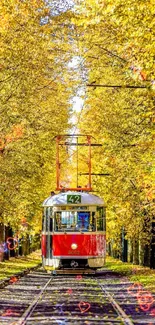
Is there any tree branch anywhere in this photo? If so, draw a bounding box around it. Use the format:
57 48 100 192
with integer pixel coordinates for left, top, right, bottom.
87 84 147 89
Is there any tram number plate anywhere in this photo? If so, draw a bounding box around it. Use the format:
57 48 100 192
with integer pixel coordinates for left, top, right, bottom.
67 195 81 204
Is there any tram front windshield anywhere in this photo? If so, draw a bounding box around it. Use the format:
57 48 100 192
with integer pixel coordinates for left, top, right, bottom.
55 211 93 232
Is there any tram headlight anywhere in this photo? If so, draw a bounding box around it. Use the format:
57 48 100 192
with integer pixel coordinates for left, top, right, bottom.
71 243 78 250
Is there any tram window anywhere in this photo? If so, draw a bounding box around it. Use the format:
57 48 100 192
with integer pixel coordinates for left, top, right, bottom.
103 208 106 231
91 212 96 231
42 208 46 231
43 207 53 232
97 207 105 231
55 212 62 231
55 211 91 232
42 217 44 231
77 212 90 230
97 217 103 231
55 211 78 231
50 217 53 232
45 208 48 231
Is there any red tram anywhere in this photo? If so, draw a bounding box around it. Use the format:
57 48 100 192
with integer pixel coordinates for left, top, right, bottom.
41 191 106 273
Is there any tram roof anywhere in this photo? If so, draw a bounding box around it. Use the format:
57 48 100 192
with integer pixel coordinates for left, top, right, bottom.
43 191 105 207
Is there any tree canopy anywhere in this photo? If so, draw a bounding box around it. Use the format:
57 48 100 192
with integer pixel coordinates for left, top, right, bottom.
0 0 154 266
0 0 75 236
72 0 155 264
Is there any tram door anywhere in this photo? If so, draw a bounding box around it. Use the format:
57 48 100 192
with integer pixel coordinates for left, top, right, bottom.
42 207 53 265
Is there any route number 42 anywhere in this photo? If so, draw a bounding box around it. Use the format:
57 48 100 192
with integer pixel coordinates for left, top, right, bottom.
67 195 81 204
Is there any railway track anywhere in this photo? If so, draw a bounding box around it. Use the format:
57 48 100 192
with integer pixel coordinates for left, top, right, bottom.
0 269 154 325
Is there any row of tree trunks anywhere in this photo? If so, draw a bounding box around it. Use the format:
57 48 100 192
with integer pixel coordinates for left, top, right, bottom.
108 236 153 268
0 223 40 261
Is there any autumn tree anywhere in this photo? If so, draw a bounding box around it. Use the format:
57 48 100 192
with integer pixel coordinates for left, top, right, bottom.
72 0 155 266
0 0 76 245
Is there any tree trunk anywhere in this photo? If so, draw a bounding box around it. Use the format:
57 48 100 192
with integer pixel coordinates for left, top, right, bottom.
107 242 112 256
128 239 133 263
150 220 155 269
133 240 139 264
0 223 5 262
144 244 151 267
139 240 144 266
22 235 30 256
4 226 11 260
121 227 128 262
0 223 5 242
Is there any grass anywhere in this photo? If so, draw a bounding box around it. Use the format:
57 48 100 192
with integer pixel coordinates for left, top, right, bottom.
105 255 155 293
0 250 41 281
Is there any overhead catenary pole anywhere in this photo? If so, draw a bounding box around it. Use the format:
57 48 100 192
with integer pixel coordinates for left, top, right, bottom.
55 135 100 191
87 135 92 190
56 136 60 190
77 136 78 188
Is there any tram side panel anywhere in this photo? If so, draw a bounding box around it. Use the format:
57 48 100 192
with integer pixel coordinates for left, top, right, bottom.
41 234 46 258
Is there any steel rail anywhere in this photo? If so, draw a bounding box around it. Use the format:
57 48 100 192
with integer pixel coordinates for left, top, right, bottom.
15 276 53 325
1 270 154 325
1 271 154 324
96 279 134 325
10 274 133 325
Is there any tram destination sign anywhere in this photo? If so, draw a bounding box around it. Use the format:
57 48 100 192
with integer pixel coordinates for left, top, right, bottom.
67 194 81 204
